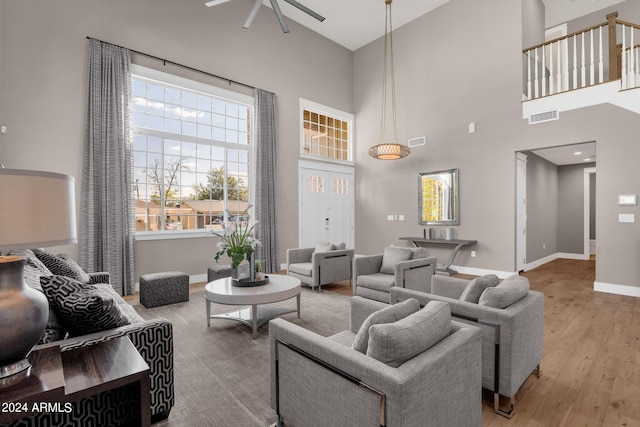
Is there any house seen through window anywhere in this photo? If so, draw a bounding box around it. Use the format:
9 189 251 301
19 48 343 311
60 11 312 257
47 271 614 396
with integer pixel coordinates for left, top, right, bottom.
131 66 253 234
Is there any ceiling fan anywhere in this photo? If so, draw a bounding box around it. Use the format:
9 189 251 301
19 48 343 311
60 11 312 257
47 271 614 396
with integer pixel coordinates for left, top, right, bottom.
205 0 325 33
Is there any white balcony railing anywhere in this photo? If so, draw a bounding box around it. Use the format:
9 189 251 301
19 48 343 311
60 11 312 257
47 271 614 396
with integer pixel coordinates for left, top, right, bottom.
523 12 640 101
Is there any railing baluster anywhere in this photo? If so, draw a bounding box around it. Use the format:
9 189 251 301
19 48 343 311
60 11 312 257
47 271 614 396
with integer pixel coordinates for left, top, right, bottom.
564 37 570 91
573 35 578 89
599 26 603 84
590 29 595 85
557 40 562 93
527 50 532 100
630 26 635 88
622 24 627 89
581 32 586 87
534 48 539 99
542 45 547 96
549 41 555 95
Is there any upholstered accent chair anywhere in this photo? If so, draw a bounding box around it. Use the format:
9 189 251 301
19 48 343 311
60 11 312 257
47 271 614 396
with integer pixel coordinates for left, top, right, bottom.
354 245 436 303
269 296 482 427
286 242 354 292
390 274 544 418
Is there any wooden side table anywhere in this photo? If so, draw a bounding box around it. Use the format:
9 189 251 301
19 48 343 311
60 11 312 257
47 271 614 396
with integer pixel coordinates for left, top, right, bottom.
0 337 150 427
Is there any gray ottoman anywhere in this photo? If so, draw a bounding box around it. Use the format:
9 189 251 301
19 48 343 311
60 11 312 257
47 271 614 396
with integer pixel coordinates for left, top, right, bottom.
140 271 189 308
207 265 232 282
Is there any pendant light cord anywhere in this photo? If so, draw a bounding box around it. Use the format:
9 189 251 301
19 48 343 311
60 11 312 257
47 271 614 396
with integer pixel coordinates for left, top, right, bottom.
380 0 398 145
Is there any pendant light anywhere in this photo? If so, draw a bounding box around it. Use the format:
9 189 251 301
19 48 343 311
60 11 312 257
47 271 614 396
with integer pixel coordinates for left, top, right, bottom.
368 0 410 160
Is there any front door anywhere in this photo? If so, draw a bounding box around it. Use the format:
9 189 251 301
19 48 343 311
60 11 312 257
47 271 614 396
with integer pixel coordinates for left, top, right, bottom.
299 162 354 249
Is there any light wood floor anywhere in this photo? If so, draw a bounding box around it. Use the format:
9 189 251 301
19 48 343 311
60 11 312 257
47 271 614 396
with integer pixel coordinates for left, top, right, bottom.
480 257 640 426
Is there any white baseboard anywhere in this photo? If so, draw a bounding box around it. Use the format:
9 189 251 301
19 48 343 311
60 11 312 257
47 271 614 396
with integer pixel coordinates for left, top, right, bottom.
449 265 516 279
594 281 640 298
190 273 208 284
557 252 589 260
524 254 559 271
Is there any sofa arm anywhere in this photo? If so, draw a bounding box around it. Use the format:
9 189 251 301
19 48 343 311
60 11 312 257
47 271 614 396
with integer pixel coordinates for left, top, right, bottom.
88 271 110 285
35 319 175 419
349 296 389 333
286 247 314 266
431 275 469 299
394 256 437 293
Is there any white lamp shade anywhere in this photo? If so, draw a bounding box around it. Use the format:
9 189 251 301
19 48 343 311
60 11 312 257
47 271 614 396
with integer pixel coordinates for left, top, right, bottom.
0 169 77 252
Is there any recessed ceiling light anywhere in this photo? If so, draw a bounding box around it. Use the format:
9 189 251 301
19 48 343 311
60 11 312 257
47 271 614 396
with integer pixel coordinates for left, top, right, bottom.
584 158 592 161
574 151 582 155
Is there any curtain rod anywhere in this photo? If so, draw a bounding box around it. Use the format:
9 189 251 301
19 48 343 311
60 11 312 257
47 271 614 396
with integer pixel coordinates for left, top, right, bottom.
86 36 275 95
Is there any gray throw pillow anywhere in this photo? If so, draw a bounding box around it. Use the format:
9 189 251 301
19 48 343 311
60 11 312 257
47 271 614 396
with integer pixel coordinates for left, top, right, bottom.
459 274 499 303
352 298 420 354
40 276 130 337
478 275 530 309
333 242 347 250
380 246 413 275
367 300 451 368
314 241 335 253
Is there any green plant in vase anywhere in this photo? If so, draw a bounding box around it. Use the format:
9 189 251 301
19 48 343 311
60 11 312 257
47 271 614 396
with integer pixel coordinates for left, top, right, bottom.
213 206 261 275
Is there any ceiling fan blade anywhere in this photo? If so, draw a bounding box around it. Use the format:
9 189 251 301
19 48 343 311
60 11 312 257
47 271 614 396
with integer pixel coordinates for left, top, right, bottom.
243 0 263 29
282 0 325 22
269 0 290 33
204 0 234 7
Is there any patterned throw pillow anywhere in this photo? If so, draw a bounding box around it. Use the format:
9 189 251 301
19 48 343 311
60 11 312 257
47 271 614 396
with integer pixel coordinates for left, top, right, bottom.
35 252 91 284
40 276 130 337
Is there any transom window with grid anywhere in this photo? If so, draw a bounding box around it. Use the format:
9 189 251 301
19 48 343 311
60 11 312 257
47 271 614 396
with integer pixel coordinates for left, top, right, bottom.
131 66 253 234
300 100 353 162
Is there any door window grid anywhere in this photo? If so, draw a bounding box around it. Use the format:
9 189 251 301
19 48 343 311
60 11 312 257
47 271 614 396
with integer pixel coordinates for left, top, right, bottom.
306 175 324 193
302 109 351 161
333 178 349 194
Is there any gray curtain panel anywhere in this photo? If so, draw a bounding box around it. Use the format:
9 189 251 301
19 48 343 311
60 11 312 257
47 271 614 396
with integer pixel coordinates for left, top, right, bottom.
253 89 279 273
79 39 135 295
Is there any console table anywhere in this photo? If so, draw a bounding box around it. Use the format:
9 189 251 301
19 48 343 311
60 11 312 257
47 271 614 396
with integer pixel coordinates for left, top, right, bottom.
399 237 477 275
0 337 150 426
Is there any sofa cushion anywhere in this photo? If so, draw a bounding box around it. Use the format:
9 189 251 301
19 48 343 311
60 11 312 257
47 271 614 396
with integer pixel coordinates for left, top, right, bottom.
478 275 530 309
380 246 412 275
352 298 420 354
288 262 313 277
40 276 130 337
459 274 499 303
367 300 451 368
35 252 91 284
333 242 347 250
314 241 335 253
356 273 396 293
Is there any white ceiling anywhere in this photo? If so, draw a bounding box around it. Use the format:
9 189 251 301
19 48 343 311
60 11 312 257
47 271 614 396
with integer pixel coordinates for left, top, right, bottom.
233 0 629 51
530 141 596 165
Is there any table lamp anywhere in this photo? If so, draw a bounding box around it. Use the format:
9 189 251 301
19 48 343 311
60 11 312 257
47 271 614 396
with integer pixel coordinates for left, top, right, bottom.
0 168 77 382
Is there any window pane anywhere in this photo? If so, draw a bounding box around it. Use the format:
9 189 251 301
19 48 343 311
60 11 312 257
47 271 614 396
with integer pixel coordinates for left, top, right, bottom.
147 84 164 101
182 91 197 108
148 137 162 153
226 103 239 118
165 87 181 104
166 104 181 119
182 142 197 157
196 144 210 159
212 127 225 141
132 80 146 97
148 115 164 131
182 122 197 137
197 124 212 140
211 146 224 161
197 95 212 111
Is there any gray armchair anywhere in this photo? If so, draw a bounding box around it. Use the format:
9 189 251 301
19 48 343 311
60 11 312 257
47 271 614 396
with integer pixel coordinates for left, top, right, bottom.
354 246 436 303
390 274 544 418
269 296 482 427
287 246 354 292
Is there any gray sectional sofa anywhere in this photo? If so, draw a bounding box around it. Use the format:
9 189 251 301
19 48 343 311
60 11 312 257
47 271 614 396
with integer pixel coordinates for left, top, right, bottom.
11 249 175 424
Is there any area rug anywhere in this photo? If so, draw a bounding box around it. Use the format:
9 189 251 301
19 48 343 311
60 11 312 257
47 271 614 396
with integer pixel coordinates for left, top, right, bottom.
132 282 351 427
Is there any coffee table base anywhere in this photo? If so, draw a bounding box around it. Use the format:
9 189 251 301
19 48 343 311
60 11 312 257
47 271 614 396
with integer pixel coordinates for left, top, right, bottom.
207 297 301 338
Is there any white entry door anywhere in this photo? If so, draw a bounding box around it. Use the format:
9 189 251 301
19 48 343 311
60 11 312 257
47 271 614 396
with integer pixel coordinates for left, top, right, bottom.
299 161 354 249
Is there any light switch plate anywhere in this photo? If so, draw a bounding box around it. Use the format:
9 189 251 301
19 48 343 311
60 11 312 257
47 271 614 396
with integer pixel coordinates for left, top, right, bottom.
619 214 635 223
618 195 637 206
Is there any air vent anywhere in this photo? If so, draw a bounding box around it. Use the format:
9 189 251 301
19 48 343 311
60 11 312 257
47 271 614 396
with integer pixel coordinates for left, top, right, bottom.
408 136 426 147
529 110 559 124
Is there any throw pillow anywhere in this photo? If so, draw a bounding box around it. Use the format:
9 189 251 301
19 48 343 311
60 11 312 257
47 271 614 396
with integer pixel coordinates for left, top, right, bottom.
380 246 413 275
314 241 335 253
333 242 347 250
40 276 130 337
367 300 451 368
459 274 499 303
35 252 91 284
390 245 427 259
478 275 530 309
352 298 420 354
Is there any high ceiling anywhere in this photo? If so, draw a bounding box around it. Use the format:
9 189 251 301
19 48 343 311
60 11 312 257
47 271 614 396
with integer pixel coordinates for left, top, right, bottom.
233 0 628 51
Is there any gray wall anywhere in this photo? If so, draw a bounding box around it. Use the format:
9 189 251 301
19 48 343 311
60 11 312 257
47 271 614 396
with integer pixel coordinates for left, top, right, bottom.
524 152 558 261
0 0 353 279
353 0 640 288
558 162 596 254
590 173 596 240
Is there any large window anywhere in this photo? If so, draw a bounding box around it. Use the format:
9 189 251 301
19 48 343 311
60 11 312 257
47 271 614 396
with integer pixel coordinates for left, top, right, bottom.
131 66 253 235
300 99 353 162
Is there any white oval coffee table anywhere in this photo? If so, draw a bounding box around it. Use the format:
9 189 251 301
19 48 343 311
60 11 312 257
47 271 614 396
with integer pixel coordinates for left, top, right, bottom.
205 275 301 338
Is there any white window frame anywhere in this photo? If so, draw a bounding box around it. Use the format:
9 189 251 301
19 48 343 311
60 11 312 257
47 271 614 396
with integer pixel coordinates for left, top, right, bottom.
131 65 254 240
299 98 354 165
